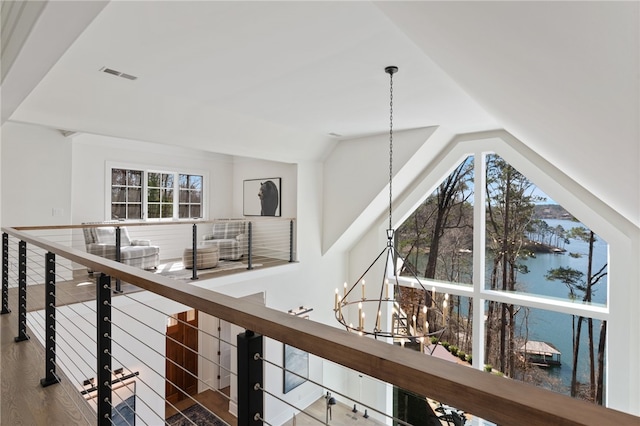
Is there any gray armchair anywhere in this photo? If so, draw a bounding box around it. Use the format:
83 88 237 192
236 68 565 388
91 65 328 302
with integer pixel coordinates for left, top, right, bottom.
82 225 160 271
201 221 248 260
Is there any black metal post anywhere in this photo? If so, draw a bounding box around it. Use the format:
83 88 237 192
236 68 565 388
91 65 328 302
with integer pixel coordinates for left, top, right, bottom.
237 330 263 425
247 222 253 270
289 220 294 263
14 240 29 342
114 227 122 293
1 233 10 314
97 273 112 425
41 252 60 387
191 223 198 280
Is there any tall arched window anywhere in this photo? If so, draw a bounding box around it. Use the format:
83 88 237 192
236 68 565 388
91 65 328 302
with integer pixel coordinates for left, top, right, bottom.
390 130 637 411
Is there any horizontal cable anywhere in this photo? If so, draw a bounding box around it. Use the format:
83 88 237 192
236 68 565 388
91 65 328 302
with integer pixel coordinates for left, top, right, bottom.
106 349 215 426
107 304 234 377
259 354 411 426
26 308 97 375
103 366 149 426
97 355 168 425
107 323 233 401
118 293 237 348
51 303 97 343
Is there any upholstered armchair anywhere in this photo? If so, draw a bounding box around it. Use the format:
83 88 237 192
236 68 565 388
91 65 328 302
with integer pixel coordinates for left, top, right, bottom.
82 225 160 271
201 221 248 260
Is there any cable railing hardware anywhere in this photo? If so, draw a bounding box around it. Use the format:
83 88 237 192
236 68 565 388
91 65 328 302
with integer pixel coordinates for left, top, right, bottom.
2 224 639 426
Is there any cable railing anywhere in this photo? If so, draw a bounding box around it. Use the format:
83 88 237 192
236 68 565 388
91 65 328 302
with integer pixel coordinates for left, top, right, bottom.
6 219 296 289
1 223 639 426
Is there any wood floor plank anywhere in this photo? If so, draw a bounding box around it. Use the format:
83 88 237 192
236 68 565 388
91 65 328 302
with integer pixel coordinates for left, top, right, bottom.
1 306 89 425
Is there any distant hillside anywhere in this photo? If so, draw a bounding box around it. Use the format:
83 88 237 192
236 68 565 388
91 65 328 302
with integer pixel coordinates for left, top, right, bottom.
533 204 575 220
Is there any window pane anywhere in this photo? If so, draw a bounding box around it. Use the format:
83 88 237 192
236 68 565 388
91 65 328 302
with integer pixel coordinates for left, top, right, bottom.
111 204 126 220
112 188 126 202
148 204 160 218
148 189 160 202
112 168 203 221
112 169 126 185
484 302 605 401
162 174 174 188
484 154 608 305
148 173 160 187
112 168 144 220
128 170 142 186
128 204 142 219
190 175 202 190
397 156 474 285
128 188 141 202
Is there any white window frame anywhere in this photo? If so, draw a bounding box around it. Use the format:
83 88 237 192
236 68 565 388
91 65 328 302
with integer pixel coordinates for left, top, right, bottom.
385 130 639 412
106 162 207 221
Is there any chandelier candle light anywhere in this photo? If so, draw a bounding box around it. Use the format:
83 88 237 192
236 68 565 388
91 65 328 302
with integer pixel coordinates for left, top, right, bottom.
334 66 447 346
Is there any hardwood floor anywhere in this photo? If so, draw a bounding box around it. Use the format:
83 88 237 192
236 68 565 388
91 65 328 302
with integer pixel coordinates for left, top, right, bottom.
1 301 93 425
0 260 281 425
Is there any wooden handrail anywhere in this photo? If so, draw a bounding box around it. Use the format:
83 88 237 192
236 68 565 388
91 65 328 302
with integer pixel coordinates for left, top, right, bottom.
10 217 296 232
2 225 638 426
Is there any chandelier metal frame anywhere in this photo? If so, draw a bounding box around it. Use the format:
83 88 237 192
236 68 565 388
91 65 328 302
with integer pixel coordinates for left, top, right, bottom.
334 66 447 346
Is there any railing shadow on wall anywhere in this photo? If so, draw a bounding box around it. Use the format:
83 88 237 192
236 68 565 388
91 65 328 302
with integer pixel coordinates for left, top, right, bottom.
1 223 639 426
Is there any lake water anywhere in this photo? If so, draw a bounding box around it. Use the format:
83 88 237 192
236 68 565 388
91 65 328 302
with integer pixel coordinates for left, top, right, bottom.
411 218 608 394
513 219 608 393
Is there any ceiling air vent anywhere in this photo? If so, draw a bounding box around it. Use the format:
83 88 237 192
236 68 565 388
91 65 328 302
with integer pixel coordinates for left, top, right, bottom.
99 67 138 81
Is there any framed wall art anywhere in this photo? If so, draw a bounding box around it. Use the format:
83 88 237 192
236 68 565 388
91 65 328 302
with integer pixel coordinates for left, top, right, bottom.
243 178 281 217
283 306 312 393
283 344 308 394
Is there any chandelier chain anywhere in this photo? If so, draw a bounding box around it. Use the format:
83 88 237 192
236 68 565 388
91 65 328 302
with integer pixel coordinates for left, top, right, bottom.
388 70 394 232
334 65 448 344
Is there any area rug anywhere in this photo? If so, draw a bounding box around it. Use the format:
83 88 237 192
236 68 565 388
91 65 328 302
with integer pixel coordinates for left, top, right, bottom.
155 260 261 281
166 403 227 426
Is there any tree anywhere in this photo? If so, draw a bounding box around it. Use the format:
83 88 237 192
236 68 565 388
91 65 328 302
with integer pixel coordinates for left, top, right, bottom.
484 154 540 377
396 158 473 346
422 159 473 280
545 227 607 401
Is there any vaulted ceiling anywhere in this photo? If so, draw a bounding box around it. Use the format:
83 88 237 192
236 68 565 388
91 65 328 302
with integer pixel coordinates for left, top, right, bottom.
2 1 638 222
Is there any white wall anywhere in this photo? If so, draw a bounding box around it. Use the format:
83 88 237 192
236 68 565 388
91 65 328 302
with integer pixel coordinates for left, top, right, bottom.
71 133 235 222
67 133 235 262
1 122 72 226
232 157 297 219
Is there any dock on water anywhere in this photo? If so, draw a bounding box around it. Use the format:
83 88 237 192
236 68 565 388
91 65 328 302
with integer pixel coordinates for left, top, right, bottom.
519 341 562 367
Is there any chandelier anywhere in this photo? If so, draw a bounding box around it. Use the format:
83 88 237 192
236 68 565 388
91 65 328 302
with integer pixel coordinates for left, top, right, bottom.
334 66 447 348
